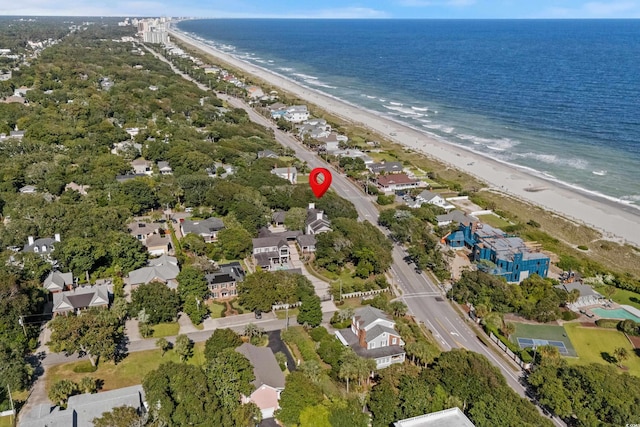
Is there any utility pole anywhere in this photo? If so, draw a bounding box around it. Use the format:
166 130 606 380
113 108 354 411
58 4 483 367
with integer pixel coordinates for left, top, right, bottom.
285 305 289 330
7 384 15 425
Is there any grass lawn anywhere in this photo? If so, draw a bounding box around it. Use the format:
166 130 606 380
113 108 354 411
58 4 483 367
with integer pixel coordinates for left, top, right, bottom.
0 415 14 427
594 285 640 311
476 213 512 229
46 342 206 393
275 307 299 320
151 322 179 338
564 322 640 376
207 301 226 319
512 322 577 357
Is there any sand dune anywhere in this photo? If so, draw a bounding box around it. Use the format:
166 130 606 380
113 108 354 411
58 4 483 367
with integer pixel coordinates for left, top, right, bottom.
169 28 640 247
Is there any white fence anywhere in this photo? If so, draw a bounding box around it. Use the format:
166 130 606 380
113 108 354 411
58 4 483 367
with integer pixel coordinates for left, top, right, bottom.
341 288 389 299
489 332 526 369
272 301 302 311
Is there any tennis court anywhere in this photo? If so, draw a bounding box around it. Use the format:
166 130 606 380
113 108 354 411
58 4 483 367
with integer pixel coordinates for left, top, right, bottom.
512 322 577 357
517 337 569 355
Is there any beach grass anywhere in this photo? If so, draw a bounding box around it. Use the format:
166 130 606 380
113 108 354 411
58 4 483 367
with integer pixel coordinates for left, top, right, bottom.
46 343 206 393
476 214 513 229
564 323 640 376
150 322 180 338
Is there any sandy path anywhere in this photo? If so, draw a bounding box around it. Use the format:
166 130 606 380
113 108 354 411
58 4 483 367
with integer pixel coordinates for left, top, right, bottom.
169 28 640 247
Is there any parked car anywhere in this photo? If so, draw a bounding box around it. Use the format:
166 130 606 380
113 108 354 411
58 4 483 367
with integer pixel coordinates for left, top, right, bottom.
254 310 262 319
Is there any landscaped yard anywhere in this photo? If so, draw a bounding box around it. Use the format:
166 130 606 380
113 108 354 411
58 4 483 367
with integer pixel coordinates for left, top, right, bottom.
46 342 206 393
511 322 577 357
151 322 180 338
207 301 226 319
594 285 640 311
564 322 640 376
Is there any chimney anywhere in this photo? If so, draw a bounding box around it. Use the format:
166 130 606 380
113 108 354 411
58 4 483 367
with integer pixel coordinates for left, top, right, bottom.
308 202 315 210
358 328 367 348
54 233 61 242
316 211 323 221
28 236 34 246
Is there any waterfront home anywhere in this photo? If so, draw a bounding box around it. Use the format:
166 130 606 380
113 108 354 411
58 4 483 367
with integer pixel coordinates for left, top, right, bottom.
367 161 404 175
376 173 421 193
412 190 455 210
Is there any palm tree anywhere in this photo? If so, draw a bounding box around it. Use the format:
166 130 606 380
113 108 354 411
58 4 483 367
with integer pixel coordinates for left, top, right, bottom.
339 357 358 393
613 347 629 367
502 322 516 339
156 337 171 356
389 301 408 318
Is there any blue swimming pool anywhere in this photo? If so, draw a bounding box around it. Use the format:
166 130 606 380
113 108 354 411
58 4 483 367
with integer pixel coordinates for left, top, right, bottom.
591 307 640 323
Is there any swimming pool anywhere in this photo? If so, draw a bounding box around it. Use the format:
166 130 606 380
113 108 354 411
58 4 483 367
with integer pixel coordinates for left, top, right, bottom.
591 307 640 323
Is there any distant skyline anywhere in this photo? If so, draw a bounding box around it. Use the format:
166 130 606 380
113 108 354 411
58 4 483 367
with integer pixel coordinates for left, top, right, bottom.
2 0 640 19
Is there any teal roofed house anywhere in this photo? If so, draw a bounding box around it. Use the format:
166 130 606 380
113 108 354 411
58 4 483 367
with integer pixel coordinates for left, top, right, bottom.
446 222 550 283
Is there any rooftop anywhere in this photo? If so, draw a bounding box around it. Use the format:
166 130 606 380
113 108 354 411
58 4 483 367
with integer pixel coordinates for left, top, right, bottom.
394 407 475 427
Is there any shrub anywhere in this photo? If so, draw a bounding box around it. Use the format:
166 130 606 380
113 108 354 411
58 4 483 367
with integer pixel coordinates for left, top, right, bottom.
376 194 394 205
595 319 619 329
577 245 589 251
72 361 98 373
309 327 330 342
617 319 640 336
561 310 579 321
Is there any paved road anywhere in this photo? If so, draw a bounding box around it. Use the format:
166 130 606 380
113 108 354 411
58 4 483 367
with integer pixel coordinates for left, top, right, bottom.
221 94 563 426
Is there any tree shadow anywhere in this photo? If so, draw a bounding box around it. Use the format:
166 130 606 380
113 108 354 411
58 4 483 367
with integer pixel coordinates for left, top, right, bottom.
630 296 640 305
600 352 616 364
115 335 130 364
634 348 640 358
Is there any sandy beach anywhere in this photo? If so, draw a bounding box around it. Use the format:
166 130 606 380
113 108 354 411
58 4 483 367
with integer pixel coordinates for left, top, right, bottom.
169 28 640 248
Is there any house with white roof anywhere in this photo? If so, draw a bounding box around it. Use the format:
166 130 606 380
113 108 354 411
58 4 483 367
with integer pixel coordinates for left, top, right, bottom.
130 158 152 175
283 105 309 123
157 161 172 175
412 190 455 210
335 306 406 369
271 167 297 184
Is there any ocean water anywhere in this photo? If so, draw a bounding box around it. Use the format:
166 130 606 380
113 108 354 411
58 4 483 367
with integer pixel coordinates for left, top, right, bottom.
178 19 640 207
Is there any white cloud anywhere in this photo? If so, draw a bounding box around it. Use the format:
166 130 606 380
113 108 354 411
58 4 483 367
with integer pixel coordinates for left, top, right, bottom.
398 0 476 7
306 7 390 18
538 1 640 18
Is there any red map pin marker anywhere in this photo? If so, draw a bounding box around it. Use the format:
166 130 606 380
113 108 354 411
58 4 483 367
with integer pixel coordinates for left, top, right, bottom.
309 167 332 198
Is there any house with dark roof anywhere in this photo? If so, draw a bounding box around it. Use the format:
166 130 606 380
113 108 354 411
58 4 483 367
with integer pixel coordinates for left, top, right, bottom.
19 385 147 427
236 343 286 419
296 234 317 253
205 262 245 300
436 210 477 227
23 234 60 256
367 161 404 175
305 203 331 235
181 217 225 243
126 254 180 289
272 211 286 227
43 270 74 293
252 237 289 270
335 306 406 369
52 285 110 316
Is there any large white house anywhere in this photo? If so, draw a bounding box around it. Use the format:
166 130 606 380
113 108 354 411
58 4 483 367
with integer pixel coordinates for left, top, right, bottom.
412 190 455 210
271 167 297 184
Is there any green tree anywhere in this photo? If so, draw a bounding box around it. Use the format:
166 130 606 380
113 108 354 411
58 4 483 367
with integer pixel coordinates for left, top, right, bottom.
79 376 99 394
284 207 307 231
207 348 255 412
217 226 252 259
297 295 322 328
48 379 78 407
174 334 194 362
276 371 324 426
183 293 208 324
368 379 399 427
389 300 408 317
177 266 209 301
613 346 629 367
93 405 145 427
48 308 122 366
299 404 331 427
204 328 243 362
156 337 171 357
130 282 180 325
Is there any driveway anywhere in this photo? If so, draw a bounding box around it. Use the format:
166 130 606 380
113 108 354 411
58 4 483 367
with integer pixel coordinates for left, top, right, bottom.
266 330 296 372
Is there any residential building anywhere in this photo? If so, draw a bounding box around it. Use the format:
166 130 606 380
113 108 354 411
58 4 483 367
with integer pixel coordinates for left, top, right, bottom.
111 141 142 156
272 211 286 227
128 221 161 243
144 234 172 256
376 173 421 193
257 149 279 159
19 385 146 427
126 254 180 289
236 343 286 419
245 85 264 99
157 161 172 175
181 217 225 243
283 105 309 123
43 270 74 293
436 210 477 228
205 262 245 300
556 282 604 310
19 185 37 194
252 236 289 270
296 234 317 253
394 407 475 427
335 306 406 369
23 234 60 255
271 166 297 184
332 148 374 164
447 223 550 282
305 203 332 235
64 182 90 196
130 158 152 175
412 190 455 210
9 130 25 140
367 161 404 175
52 285 110 316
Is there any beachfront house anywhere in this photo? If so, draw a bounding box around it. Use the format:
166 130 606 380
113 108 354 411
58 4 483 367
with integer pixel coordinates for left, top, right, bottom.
376 173 421 193
367 161 404 175
412 190 455 210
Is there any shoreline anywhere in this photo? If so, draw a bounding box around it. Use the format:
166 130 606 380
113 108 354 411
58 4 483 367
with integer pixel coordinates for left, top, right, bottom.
168 27 640 248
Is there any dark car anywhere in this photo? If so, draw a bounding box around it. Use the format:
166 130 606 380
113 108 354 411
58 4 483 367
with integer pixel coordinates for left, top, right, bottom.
254 310 262 319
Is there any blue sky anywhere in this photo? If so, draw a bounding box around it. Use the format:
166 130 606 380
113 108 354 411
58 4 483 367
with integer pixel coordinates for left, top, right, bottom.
3 0 640 19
